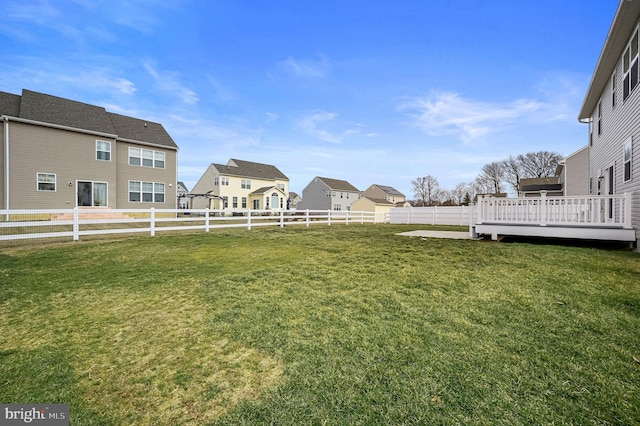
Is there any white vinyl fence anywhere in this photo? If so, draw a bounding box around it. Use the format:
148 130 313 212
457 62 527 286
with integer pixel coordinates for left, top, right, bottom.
0 208 386 243
389 206 473 226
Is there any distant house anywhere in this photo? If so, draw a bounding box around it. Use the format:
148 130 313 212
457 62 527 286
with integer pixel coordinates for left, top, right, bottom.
578 0 640 246
297 177 361 211
557 146 589 196
190 159 289 211
288 191 302 209
517 146 590 197
351 196 394 220
362 184 406 205
177 181 189 209
0 89 178 209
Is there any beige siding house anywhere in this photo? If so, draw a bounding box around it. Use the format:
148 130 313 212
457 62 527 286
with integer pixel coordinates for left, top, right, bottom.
362 184 406 205
351 196 394 220
579 0 640 247
191 159 289 211
1 89 178 210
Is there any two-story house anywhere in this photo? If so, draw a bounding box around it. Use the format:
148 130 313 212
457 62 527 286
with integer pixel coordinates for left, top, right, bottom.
297 177 361 211
0 89 178 210
191 159 289 211
579 0 640 247
362 184 406 205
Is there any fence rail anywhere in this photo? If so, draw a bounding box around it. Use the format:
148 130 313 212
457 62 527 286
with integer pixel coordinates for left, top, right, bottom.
389 206 472 226
0 208 387 243
475 193 632 228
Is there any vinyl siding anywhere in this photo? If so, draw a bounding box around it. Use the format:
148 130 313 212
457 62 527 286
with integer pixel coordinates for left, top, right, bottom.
7 122 118 209
0 121 5 209
115 141 177 208
298 179 331 210
588 17 640 243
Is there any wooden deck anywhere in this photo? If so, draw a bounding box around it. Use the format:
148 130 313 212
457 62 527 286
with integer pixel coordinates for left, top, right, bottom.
472 193 636 243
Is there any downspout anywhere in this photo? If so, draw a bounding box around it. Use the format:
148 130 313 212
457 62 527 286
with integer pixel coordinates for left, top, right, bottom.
3 116 8 215
578 117 593 195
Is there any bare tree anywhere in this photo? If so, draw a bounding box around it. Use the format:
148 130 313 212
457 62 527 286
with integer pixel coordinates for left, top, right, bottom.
411 175 441 206
502 155 522 194
476 161 505 194
518 151 563 178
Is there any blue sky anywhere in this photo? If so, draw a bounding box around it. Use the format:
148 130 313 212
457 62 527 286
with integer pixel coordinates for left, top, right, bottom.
0 0 618 197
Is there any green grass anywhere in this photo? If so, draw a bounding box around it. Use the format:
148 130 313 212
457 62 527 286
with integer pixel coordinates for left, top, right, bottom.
1 224 639 425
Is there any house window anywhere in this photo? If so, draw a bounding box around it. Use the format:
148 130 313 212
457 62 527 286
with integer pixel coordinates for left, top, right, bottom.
129 181 165 203
253 199 260 209
597 101 602 135
333 204 341 211
624 139 632 182
241 179 251 189
623 25 639 101
77 181 107 206
96 140 111 161
37 173 56 191
277 183 285 191
222 196 228 208
233 196 238 208
612 71 617 108
128 147 165 169
242 197 247 208
154 151 165 168
221 177 229 186
214 177 219 185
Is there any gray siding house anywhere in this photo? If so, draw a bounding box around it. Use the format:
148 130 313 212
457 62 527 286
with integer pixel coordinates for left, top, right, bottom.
1 89 178 210
579 0 640 247
297 177 360 211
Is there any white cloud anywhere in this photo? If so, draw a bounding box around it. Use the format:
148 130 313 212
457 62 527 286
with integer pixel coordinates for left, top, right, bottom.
144 63 199 104
297 111 363 144
279 55 330 78
398 91 545 143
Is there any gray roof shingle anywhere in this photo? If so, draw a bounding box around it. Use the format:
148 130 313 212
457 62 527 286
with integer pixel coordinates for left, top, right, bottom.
317 177 360 192
1 89 177 149
212 159 289 180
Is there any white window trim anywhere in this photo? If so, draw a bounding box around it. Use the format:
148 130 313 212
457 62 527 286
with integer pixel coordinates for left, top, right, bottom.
128 180 166 203
623 24 639 101
128 147 166 169
623 138 633 182
96 140 111 161
37 172 56 192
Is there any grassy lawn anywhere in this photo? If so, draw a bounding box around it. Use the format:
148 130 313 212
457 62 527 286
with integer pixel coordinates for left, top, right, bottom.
1 224 639 425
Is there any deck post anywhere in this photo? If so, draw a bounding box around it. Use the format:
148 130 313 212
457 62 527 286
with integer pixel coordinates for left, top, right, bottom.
540 191 547 227
624 192 632 229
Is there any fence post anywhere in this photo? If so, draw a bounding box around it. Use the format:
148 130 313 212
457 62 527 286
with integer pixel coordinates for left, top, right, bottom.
72 207 79 241
361 211 364 224
540 191 547 227
280 209 284 227
150 208 156 236
468 203 475 238
432 205 436 225
306 210 310 227
205 208 210 232
247 210 252 230
345 210 349 225
328 210 331 226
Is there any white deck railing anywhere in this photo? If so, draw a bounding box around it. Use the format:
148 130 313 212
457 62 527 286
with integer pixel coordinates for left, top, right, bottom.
475 192 632 228
0 208 387 243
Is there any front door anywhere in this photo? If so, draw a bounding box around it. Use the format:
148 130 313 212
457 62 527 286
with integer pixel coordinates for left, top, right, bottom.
271 193 279 210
